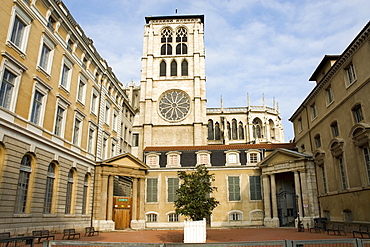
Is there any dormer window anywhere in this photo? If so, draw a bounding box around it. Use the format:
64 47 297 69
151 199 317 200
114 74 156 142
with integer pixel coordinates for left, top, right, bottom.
225 150 241 166
245 150 261 165
196 151 211 166
166 151 181 168
145 153 160 168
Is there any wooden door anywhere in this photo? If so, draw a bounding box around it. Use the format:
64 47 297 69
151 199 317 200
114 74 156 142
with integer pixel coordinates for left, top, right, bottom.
113 197 132 230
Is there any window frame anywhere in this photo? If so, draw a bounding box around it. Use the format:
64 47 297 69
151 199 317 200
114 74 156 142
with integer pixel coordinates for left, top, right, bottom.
227 175 241 202
246 150 261 165
249 176 262 200
228 211 242 221
146 212 158 222
325 85 334 106
72 111 84 146
76 74 87 105
196 150 211 166
146 178 158 203
65 169 76 215
225 150 241 166
59 57 73 91
167 177 179 203
352 104 364 123
37 35 55 76
145 152 160 168
15 154 33 214
166 151 181 168
310 103 318 120
344 63 356 87
43 162 57 214
7 5 33 56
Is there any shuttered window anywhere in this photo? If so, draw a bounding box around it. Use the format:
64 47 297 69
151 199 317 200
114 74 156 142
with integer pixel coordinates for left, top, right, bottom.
167 178 179 202
146 178 158 203
228 176 240 201
250 176 262 200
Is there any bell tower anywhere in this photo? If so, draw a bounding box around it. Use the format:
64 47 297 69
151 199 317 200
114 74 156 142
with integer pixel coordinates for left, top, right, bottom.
133 15 207 159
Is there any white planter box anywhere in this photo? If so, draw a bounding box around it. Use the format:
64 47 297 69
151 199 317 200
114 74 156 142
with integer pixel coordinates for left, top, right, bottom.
183 218 206 243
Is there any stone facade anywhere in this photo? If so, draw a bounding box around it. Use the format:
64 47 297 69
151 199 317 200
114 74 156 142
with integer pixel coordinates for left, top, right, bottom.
290 22 370 223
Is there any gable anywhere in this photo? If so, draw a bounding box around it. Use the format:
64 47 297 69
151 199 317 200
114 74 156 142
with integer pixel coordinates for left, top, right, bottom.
99 153 149 170
259 148 311 167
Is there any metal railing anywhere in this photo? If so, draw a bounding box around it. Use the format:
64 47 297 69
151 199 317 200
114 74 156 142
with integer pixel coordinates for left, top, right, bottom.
42 239 370 247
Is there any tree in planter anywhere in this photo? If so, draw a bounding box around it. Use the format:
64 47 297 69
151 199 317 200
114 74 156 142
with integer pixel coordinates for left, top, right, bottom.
174 164 220 221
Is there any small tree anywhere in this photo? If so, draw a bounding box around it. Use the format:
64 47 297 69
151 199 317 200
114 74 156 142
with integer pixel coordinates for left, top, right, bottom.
174 164 220 221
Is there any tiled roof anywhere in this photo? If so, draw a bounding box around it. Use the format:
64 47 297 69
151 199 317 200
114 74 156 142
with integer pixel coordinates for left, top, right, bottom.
143 143 295 152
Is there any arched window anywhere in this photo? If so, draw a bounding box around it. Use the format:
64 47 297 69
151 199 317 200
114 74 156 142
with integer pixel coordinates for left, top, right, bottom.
161 28 172 55
160 61 166 76
161 44 172 55
82 173 90 215
229 211 242 221
176 27 187 55
227 122 231 140
314 134 322 148
253 118 262 139
269 119 275 139
238 122 244 139
170 60 177 76
44 162 56 214
15 154 32 213
176 44 187 55
207 120 214 140
215 122 221 140
232 119 237 140
181 60 188 76
65 169 75 214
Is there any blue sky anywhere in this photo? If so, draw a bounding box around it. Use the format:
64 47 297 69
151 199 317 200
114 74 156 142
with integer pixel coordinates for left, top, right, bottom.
62 0 370 142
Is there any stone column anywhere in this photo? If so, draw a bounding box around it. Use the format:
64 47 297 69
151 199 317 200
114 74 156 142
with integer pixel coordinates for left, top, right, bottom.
270 174 279 221
131 178 138 221
294 171 303 220
107 175 114 220
262 175 271 219
139 177 145 221
130 177 145 230
100 174 108 220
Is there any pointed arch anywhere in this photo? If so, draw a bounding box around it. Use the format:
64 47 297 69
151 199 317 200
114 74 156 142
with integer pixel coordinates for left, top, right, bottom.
170 60 177 76
269 119 275 139
160 60 166 76
208 119 214 140
215 122 221 140
232 119 237 140
252 118 262 139
181 59 188 76
238 121 244 139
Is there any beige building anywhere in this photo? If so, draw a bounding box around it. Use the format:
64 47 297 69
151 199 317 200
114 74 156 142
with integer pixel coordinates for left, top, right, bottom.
0 0 142 234
290 22 370 224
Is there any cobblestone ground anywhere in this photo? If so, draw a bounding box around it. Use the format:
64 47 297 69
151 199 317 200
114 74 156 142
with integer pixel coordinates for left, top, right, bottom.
51 227 351 244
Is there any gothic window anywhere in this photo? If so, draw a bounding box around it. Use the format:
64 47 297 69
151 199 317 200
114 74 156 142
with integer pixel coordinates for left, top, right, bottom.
231 119 237 140
227 122 231 140
176 27 187 55
252 118 262 139
160 61 166 76
161 44 172 55
207 120 214 140
161 28 172 55
238 122 244 139
176 44 187 55
269 120 275 139
215 122 221 140
181 60 188 76
170 60 177 76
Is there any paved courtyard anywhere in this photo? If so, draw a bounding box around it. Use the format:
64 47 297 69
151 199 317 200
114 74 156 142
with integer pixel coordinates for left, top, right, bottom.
53 227 352 244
